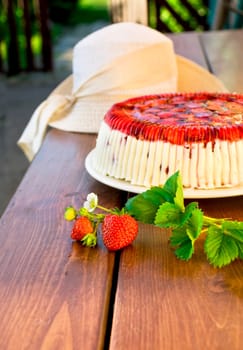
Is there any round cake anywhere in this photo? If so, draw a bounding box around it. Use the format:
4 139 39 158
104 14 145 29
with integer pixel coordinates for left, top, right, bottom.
92 92 243 189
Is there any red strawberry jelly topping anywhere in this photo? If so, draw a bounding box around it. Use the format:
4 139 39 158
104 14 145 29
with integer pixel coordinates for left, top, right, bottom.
104 92 243 144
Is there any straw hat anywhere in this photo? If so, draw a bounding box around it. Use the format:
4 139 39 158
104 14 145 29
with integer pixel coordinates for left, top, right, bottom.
18 22 227 161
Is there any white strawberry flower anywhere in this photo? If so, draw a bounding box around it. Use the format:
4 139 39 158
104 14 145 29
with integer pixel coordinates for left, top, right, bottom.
83 193 98 212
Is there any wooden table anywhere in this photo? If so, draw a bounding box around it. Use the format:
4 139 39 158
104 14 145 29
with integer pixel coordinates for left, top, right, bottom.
0 29 243 350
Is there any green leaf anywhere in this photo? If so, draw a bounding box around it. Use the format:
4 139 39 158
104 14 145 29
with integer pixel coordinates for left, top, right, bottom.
205 226 239 268
125 187 173 224
154 202 183 228
125 172 185 225
237 241 243 259
173 173 185 212
211 220 243 264
162 171 179 197
143 186 174 204
174 239 194 261
124 170 243 268
169 209 202 261
162 171 184 211
185 206 204 241
125 196 158 224
180 202 199 227
169 205 202 245
170 226 189 247
222 220 243 243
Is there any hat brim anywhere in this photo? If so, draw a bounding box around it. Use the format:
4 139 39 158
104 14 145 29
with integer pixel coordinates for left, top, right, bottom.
176 55 227 92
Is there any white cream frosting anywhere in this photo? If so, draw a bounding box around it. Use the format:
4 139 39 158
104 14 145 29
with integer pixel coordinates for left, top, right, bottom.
93 121 243 189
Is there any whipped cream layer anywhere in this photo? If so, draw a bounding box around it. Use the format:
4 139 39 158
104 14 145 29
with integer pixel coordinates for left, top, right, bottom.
93 122 243 189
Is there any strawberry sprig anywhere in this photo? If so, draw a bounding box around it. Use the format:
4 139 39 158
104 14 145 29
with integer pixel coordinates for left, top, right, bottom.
64 193 138 250
65 193 106 247
64 173 243 267
125 171 243 268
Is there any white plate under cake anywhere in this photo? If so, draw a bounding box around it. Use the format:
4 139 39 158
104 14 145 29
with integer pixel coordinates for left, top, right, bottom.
91 92 243 190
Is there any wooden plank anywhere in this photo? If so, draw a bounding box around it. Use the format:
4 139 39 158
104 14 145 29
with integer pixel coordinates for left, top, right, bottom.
109 31 243 349
110 203 243 349
0 130 122 349
200 29 243 92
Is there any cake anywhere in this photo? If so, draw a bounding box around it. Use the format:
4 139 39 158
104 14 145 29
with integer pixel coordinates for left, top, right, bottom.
92 92 243 189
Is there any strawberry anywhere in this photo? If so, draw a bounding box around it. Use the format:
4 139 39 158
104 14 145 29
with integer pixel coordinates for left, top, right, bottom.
71 216 93 241
102 214 138 251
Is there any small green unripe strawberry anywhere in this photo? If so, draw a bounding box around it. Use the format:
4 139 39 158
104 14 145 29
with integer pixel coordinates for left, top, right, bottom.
64 206 77 221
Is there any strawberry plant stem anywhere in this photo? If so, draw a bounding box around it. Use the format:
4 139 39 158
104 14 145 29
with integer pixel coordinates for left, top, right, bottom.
203 215 225 227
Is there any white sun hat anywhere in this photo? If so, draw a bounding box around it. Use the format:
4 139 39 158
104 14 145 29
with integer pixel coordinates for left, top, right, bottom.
18 22 227 161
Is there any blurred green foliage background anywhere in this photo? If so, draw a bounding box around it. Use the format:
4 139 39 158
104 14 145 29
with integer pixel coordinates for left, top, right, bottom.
0 0 209 73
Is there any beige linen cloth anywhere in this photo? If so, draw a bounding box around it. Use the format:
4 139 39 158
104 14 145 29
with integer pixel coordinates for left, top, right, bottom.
17 22 227 161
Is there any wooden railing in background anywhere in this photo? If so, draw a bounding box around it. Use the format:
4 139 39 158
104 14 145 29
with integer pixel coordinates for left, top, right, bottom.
110 0 209 32
0 0 52 76
1 0 223 76
151 0 209 32
110 0 149 25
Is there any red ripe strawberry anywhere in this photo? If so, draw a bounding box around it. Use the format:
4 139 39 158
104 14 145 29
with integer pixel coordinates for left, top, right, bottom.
102 214 138 251
71 216 93 241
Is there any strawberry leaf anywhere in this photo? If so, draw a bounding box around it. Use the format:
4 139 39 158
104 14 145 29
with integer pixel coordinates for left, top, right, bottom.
185 206 204 241
180 202 199 227
174 238 194 261
161 171 184 211
170 207 203 260
124 171 243 268
125 187 173 224
142 186 174 204
170 226 189 246
173 172 185 212
205 226 239 267
221 221 243 243
237 242 243 259
162 171 179 197
154 202 183 228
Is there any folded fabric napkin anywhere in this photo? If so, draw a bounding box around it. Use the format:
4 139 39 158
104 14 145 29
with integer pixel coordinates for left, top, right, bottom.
18 22 228 161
